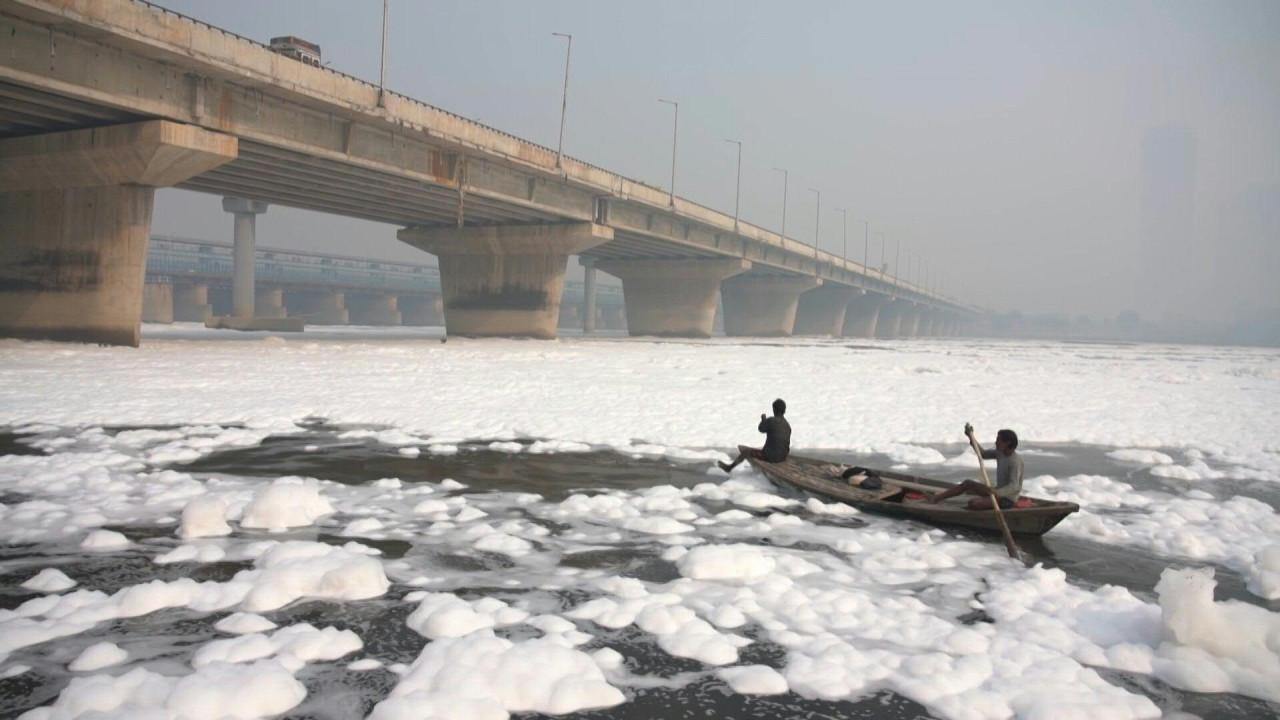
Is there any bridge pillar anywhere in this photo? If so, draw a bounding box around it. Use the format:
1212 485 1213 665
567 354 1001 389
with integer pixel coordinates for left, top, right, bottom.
400 295 443 326
603 305 627 331
720 274 821 337
842 292 892 338
558 303 580 328
899 305 922 337
254 286 288 319
581 257 598 334
222 197 269 319
174 283 213 323
917 312 936 338
288 290 348 325
595 259 750 338
876 301 915 338
142 282 174 324
0 121 236 346
398 222 611 339
349 293 402 326
794 284 862 337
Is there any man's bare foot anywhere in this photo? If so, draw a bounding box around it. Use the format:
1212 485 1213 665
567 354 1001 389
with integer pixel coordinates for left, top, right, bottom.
717 461 733 473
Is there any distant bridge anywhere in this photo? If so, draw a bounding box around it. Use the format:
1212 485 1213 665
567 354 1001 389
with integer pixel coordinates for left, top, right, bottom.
144 235 625 328
0 0 973 345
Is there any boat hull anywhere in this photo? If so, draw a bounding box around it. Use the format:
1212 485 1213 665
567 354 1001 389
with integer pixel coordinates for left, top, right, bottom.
741 446 1078 537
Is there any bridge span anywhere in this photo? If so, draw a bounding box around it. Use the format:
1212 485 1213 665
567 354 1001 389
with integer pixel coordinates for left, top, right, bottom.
0 0 974 346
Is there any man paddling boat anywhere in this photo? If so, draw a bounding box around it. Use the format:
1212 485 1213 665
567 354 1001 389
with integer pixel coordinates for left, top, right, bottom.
719 398 791 472
927 425 1024 510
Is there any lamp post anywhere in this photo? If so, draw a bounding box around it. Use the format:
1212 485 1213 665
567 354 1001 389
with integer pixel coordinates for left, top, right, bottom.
894 240 901 284
552 32 572 169
808 188 820 261
772 167 788 240
377 0 389 108
836 207 848 263
725 139 741 232
877 232 886 277
658 99 678 206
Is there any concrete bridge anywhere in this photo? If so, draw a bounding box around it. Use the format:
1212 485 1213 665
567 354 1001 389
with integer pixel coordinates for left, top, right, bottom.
143 234 627 329
0 0 974 346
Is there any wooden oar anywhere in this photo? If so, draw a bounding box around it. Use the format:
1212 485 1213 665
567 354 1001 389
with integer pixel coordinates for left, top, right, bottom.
966 423 1025 563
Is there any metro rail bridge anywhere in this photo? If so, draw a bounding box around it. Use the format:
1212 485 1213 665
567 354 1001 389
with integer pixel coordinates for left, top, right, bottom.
143 234 626 329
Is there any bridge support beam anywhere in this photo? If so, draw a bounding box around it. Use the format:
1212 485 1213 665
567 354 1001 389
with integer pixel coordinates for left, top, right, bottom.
254 286 288 319
595 259 750 338
398 223 611 339
842 292 892 338
142 282 174 324
174 283 213 323
721 274 821 337
794 284 862 337
288 290 348 325
349 293 402 326
581 258 598 334
400 295 443 326
0 121 236 346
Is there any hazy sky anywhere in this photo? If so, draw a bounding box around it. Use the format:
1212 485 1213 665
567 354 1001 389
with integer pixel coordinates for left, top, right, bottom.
152 0 1280 322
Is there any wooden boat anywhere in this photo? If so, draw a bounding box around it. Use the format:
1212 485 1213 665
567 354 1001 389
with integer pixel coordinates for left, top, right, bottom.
741 446 1078 537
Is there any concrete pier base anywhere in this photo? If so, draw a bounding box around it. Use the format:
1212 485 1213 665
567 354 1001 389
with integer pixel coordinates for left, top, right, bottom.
558 303 580 328
254 287 288 319
143 281 175 324
142 282 174 324
794 284 862 337
842 292 892 338
205 316 304 332
288 290 348 325
0 121 236 346
899 306 922 337
398 223 611 339
596 258 750 338
720 274 821 337
400 295 443 326
601 306 626 331
0 185 155 346
877 301 914 338
917 313 936 338
174 283 213 323
349 294 402 326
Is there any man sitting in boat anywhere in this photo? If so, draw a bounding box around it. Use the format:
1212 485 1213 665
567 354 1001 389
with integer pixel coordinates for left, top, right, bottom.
926 427 1024 510
718 398 791 472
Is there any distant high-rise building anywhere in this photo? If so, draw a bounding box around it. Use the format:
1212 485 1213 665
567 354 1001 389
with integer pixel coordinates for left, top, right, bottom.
1139 126 1196 320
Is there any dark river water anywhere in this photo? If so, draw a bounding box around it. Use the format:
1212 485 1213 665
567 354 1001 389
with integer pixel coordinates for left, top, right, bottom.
1 426 1277 719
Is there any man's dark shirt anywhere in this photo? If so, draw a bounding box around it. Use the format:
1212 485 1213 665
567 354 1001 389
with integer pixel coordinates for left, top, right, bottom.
758 415 791 463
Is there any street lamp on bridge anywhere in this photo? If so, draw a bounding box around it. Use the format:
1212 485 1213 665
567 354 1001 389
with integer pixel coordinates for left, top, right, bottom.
725 139 741 232
658 98 679 206
807 187 820 262
835 207 847 262
772 167 788 240
552 32 572 169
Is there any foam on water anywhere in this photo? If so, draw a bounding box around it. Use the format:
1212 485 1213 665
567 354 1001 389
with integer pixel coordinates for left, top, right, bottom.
1 334 1278 718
